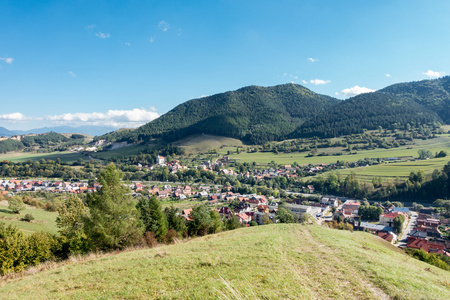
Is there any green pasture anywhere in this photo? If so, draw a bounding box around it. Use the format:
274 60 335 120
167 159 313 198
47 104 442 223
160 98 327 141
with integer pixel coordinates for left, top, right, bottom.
0 203 58 235
229 135 450 165
331 157 450 182
0 151 89 163
91 144 150 160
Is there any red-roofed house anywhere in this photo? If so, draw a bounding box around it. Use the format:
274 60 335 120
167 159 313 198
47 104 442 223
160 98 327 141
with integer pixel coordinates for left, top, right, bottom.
406 237 445 253
236 213 251 224
379 211 408 227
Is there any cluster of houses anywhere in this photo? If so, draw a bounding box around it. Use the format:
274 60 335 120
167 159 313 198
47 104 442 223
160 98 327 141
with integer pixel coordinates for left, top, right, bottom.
406 209 449 255
0 179 99 195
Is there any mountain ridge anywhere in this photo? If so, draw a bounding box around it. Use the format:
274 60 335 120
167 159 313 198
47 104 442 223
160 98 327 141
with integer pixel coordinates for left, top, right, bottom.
98 77 450 143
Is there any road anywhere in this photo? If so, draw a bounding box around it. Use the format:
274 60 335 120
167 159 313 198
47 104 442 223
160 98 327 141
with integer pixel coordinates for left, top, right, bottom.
398 212 418 247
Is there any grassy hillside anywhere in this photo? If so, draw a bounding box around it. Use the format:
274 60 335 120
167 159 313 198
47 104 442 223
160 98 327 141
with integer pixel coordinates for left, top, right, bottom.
1 224 449 299
0 151 89 163
173 134 244 154
0 202 58 235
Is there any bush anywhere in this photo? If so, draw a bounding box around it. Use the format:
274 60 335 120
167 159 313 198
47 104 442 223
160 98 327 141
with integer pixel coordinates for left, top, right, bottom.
21 214 35 222
164 229 178 244
144 231 158 248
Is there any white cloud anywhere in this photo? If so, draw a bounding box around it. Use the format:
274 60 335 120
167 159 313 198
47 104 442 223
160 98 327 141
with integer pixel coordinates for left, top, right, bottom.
95 32 110 39
341 85 375 97
149 37 155 43
44 108 160 128
308 58 318 63
0 112 28 123
423 70 445 78
68 71 77 77
0 57 14 64
302 80 308 84
158 21 170 32
386 74 391 77
200 95 209 98
335 92 339 96
124 42 131 47
310 79 330 85
85 24 96 31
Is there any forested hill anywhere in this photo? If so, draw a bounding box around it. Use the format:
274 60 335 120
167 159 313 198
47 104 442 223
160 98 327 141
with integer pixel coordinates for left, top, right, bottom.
99 78 450 144
379 76 450 123
100 84 339 144
293 92 442 138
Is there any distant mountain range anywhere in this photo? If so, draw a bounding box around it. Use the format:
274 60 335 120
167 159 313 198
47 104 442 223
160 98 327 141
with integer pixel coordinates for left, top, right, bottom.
99 76 450 144
0 125 117 137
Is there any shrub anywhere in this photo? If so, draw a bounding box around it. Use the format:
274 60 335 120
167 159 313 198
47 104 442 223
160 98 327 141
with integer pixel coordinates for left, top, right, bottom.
144 231 158 248
22 214 35 222
165 229 178 244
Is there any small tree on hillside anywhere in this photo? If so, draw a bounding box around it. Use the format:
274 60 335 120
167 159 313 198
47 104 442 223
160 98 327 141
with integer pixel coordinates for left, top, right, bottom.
137 196 167 242
83 163 144 251
56 195 88 254
8 197 25 214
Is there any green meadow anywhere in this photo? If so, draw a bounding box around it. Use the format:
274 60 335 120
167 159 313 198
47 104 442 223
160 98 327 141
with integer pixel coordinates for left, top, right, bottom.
0 224 448 299
0 151 89 163
0 202 58 235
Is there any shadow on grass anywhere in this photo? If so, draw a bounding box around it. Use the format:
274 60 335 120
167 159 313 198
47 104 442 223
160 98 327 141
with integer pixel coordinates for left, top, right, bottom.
0 208 15 214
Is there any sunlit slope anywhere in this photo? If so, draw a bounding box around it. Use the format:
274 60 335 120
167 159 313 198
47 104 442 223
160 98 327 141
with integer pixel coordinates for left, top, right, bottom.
1 224 449 299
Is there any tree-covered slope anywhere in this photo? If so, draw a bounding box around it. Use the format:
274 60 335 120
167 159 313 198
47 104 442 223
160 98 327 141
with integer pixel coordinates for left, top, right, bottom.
380 76 450 123
293 92 441 138
101 84 339 144
1 224 449 299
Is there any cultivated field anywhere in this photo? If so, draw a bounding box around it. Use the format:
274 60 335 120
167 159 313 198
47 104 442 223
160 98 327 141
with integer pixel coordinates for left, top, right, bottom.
0 202 58 235
1 224 448 299
332 157 450 182
229 135 450 166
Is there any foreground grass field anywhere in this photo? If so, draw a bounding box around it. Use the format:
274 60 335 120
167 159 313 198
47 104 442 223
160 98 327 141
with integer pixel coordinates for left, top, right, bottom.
0 202 58 235
0 151 89 163
1 224 448 299
333 156 450 182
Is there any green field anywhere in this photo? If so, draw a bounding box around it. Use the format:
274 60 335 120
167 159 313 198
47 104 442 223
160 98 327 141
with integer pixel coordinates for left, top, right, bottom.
229 135 450 165
332 157 450 182
91 144 150 160
174 134 244 154
0 202 58 235
0 151 89 163
1 224 448 299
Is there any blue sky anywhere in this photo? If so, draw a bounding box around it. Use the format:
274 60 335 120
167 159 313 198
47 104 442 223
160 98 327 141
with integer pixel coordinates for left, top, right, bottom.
1 0 449 130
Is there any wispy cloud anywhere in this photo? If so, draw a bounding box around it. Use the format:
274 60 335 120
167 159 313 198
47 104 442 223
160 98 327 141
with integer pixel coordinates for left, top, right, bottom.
158 21 170 32
0 57 14 64
124 42 131 47
310 79 330 85
45 108 160 128
386 74 391 77
302 80 308 84
0 112 29 123
68 71 77 77
308 58 318 63
422 69 446 78
283 73 298 80
85 24 96 31
149 37 155 43
341 85 375 97
95 32 110 39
